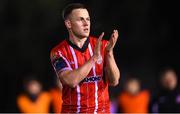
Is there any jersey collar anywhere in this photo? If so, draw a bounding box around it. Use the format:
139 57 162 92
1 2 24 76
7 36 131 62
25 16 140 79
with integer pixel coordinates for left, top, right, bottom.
67 37 90 53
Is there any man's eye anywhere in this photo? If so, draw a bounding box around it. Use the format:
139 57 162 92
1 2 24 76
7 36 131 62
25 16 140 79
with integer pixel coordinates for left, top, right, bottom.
80 18 84 21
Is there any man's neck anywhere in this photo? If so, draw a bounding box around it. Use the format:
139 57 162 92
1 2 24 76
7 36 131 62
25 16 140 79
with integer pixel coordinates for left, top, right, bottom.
69 34 87 48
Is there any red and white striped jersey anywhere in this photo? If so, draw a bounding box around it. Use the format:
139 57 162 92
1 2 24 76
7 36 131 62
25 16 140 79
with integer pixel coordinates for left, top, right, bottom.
50 36 110 113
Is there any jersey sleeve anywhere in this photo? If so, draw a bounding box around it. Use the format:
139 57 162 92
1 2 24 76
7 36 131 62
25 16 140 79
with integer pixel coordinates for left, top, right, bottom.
50 50 72 75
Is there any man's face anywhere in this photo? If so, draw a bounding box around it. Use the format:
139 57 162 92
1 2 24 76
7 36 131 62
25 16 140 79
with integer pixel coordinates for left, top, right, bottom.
27 80 42 95
66 8 90 39
125 79 140 95
161 70 178 90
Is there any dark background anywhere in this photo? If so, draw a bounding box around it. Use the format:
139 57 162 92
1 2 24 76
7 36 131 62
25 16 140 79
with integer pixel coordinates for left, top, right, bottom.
0 0 180 112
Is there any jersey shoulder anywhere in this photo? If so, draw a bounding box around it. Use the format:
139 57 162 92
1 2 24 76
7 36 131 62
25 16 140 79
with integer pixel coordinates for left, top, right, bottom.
50 40 67 61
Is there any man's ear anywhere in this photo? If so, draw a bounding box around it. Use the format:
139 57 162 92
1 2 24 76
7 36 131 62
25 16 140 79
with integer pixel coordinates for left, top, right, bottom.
64 20 71 29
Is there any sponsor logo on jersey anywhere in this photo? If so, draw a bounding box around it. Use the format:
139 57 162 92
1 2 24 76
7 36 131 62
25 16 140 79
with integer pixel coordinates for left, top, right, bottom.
81 75 102 83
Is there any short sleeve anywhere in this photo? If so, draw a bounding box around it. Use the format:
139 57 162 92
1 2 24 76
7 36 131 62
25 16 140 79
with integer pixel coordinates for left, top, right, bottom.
50 50 72 74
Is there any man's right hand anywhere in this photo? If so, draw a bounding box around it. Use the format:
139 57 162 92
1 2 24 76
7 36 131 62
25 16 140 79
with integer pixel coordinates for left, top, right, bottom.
93 32 104 63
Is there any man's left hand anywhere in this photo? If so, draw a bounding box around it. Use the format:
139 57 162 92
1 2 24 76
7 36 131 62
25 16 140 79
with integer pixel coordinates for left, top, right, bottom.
105 30 119 52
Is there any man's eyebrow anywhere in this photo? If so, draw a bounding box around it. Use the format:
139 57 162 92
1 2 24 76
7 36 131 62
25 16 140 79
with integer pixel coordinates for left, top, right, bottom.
76 17 90 21
78 16 90 18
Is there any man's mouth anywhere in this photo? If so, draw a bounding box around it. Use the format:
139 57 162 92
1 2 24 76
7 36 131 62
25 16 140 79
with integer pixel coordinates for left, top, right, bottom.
84 28 89 32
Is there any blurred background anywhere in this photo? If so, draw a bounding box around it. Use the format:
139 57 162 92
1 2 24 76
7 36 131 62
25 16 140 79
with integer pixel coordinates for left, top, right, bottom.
0 0 180 112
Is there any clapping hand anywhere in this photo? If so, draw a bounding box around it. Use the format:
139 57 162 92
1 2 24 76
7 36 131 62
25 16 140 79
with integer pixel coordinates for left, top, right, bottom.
105 30 119 52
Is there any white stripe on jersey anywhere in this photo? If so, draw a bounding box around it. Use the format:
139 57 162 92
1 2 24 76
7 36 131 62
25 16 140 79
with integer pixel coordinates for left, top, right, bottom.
69 46 81 113
88 44 98 113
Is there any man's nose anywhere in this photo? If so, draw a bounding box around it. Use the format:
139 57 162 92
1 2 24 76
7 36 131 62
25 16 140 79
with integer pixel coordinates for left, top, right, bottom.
83 20 88 26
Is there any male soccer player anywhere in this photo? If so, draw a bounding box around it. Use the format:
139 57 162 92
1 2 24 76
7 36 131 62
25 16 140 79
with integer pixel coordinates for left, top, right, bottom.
50 3 120 113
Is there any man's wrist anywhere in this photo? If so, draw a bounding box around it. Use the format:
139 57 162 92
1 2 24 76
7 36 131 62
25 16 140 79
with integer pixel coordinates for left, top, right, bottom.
91 55 98 63
106 50 113 56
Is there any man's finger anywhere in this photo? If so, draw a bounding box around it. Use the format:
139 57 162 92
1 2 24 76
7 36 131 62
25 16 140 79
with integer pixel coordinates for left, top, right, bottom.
98 32 104 41
113 30 116 33
113 30 119 39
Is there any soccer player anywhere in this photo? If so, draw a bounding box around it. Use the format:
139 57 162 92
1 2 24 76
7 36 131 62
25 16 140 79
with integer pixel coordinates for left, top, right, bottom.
50 3 120 113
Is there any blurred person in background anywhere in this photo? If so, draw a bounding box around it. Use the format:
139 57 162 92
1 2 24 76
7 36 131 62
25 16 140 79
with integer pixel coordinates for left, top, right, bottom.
151 67 180 113
118 77 150 113
50 3 120 113
17 75 51 113
49 76 63 113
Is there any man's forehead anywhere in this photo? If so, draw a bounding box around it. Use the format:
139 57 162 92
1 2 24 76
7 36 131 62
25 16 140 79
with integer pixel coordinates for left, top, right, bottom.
71 8 89 17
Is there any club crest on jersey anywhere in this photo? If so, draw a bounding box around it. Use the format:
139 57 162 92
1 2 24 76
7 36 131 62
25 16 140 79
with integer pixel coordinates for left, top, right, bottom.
51 53 56 60
51 51 59 60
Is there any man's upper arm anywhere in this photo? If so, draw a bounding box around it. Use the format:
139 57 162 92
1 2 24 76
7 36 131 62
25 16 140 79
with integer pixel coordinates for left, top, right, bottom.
50 50 72 75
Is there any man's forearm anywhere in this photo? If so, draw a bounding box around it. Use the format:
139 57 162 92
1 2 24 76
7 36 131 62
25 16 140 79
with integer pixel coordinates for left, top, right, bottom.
105 51 120 86
59 55 98 88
